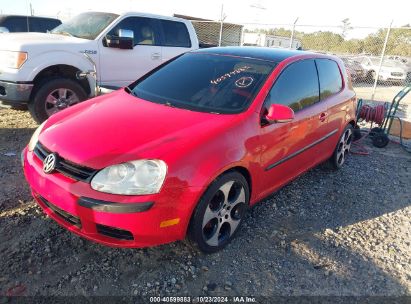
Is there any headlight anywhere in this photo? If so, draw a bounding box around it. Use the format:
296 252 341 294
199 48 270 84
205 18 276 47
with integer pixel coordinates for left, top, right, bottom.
0 51 28 69
91 160 167 195
28 121 46 151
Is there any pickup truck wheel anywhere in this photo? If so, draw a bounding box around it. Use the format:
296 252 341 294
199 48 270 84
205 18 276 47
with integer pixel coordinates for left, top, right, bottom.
29 78 87 123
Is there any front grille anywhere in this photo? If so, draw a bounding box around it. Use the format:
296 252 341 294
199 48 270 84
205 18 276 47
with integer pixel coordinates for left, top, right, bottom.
96 224 134 240
391 72 403 77
38 195 81 228
34 142 97 182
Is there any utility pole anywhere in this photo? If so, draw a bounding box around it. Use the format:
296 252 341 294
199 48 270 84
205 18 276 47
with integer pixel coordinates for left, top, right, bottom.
289 17 299 49
371 20 393 100
218 4 224 47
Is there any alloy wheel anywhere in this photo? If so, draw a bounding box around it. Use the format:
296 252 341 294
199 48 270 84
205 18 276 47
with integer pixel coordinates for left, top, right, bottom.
201 180 247 247
336 128 353 166
45 88 80 116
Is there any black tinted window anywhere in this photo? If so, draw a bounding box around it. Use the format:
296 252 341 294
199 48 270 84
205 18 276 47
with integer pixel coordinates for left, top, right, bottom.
107 17 160 46
159 20 191 47
29 18 61 32
316 59 342 99
265 59 319 112
3 17 28 32
130 53 276 114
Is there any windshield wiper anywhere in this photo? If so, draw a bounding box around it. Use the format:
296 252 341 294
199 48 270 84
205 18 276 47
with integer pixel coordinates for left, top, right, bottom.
125 86 137 97
52 31 74 37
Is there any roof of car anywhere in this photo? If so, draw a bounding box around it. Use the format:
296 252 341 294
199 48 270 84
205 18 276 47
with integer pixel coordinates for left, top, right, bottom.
193 47 314 62
0 14 60 21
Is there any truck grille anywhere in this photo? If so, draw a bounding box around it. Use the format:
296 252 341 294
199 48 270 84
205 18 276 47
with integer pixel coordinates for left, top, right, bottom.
34 142 97 182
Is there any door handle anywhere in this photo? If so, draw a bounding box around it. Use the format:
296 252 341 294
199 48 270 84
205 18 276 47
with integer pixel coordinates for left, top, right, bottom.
151 53 161 60
319 112 328 122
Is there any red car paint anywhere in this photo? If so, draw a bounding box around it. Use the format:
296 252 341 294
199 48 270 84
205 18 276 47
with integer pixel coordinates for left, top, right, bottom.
23 48 356 248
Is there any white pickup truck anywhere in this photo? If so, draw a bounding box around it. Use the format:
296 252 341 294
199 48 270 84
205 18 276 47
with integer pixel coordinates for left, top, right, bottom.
0 11 199 122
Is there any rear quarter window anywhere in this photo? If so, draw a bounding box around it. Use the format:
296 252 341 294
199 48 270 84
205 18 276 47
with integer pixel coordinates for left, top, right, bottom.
316 59 343 100
2 17 28 32
29 18 61 32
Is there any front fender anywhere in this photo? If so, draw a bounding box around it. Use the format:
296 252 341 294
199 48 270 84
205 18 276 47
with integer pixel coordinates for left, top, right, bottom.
23 50 97 96
170 112 261 201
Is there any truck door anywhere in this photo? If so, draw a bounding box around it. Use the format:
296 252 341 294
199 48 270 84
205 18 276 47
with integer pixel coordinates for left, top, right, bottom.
98 16 163 89
157 19 193 62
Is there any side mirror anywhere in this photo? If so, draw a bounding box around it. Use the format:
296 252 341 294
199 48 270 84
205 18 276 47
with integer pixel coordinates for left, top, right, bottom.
265 104 294 124
105 29 134 49
0 27 10 33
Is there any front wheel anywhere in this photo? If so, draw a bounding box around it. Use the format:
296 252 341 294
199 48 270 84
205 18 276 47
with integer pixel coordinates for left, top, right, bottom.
29 78 87 123
188 172 249 253
329 125 353 170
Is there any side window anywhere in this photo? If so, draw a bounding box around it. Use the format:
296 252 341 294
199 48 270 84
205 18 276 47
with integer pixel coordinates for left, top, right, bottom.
159 20 191 48
316 59 343 100
30 19 61 32
3 17 28 32
264 59 319 112
106 17 160 46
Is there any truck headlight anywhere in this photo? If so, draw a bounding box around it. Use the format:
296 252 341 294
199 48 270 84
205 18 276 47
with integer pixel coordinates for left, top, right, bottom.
0 51 28 69
91 160 167 195
28 121 46 151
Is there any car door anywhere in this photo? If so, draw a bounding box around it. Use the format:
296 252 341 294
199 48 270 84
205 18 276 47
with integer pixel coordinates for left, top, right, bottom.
98 16 163 89
259 59 334 196
158 19 193 62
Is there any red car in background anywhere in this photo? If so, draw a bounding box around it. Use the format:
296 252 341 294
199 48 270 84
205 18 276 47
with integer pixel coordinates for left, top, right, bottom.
22 47 356 253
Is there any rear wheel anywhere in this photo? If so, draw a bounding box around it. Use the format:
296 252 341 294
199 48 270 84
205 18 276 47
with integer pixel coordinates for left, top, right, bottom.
29 78 87 123
188 172 249 253
329 125 353 170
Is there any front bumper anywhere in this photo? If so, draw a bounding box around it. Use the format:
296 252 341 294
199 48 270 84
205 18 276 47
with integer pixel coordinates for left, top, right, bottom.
0 80 33 105
22 147 201 248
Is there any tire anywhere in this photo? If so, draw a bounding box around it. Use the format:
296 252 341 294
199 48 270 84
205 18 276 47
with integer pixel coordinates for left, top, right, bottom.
188 172 250 253
370 127 383 138
329 125 353 170
372 133 389 148
28 78 87 123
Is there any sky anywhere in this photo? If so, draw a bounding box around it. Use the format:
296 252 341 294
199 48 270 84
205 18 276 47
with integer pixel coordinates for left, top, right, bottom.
0 0 410 37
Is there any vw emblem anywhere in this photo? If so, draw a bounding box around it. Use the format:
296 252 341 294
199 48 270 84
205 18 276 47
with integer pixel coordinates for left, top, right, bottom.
43 153 57 174
235 76 254 88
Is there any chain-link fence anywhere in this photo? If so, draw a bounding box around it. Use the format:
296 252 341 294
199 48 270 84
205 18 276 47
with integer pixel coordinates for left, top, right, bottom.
188 18 411 103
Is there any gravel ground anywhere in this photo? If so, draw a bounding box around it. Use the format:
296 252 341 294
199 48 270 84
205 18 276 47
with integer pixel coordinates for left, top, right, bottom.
0 108 410 298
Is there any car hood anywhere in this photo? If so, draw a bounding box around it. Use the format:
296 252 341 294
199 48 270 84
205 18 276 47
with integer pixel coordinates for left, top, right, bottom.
39 90 238 169
0 32 89 51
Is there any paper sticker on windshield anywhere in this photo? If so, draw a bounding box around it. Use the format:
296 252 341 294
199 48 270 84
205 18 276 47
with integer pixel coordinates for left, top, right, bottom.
235 76 254 88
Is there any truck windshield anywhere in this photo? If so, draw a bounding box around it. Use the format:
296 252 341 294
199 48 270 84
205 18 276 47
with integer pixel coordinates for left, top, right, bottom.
129 53 276 114
51 12 118 40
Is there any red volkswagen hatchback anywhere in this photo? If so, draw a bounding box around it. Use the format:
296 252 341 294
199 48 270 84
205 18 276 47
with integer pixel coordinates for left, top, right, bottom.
23 47 356 252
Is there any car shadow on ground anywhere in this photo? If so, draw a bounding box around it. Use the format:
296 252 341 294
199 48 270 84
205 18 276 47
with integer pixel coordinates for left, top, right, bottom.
0 126 410 296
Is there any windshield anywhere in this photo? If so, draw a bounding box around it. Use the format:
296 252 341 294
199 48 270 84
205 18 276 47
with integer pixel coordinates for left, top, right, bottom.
129 53 276 114
51 12 118 40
